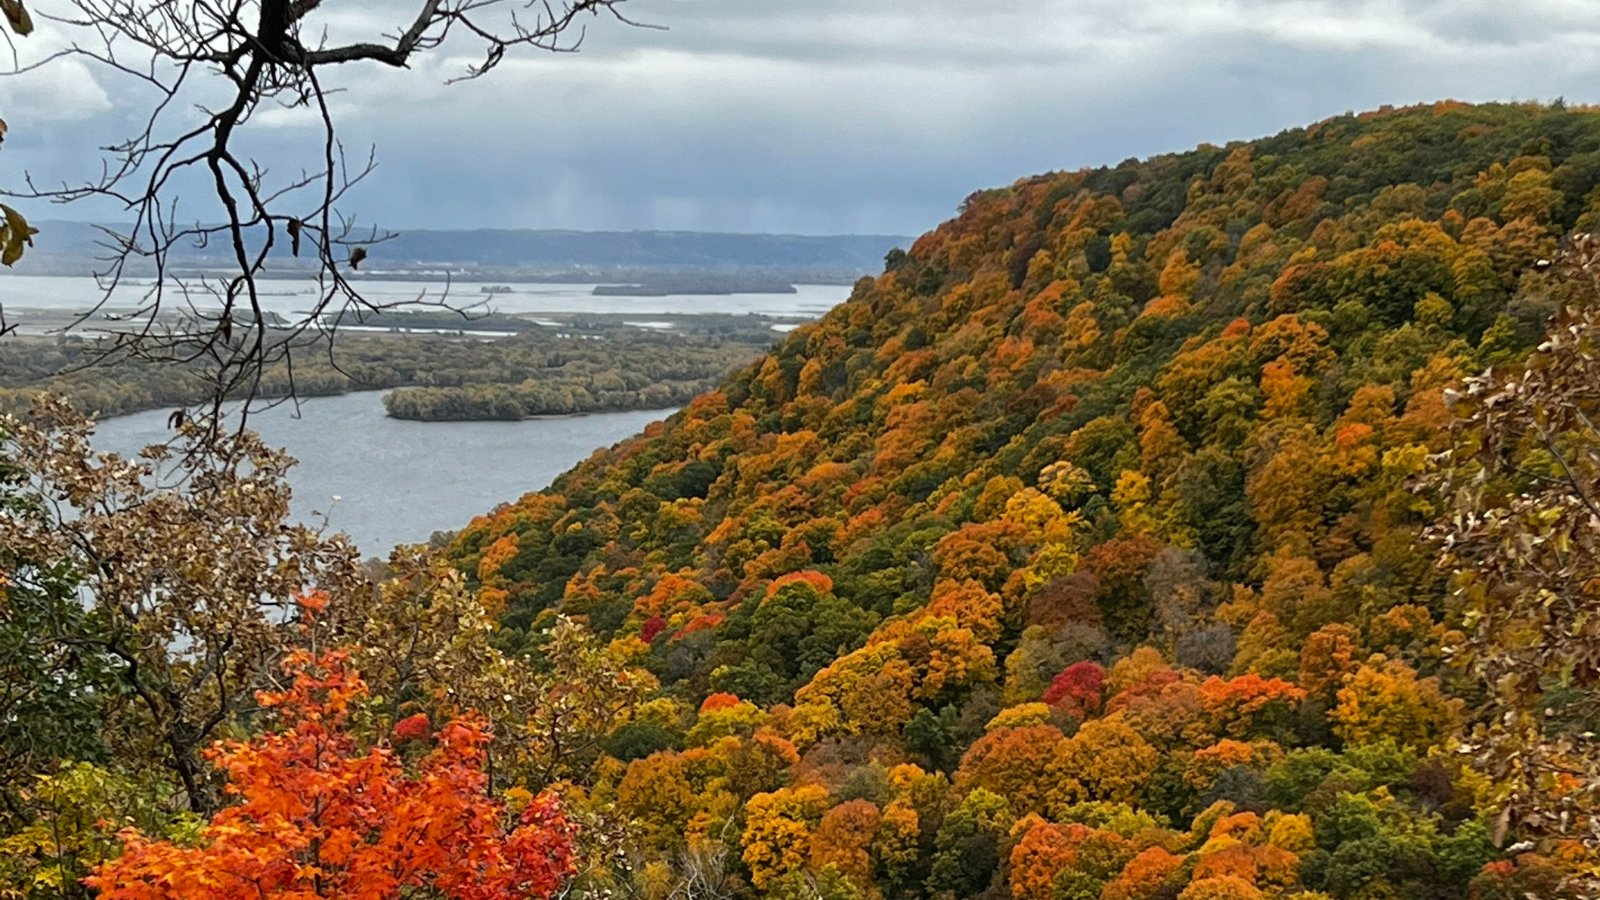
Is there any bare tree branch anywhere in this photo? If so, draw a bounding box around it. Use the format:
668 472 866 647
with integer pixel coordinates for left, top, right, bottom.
2 0 643 429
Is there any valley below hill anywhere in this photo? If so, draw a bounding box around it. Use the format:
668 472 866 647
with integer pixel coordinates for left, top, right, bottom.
0 281 851 421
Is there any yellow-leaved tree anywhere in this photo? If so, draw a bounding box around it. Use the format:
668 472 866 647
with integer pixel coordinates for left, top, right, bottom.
1432 232 1600 889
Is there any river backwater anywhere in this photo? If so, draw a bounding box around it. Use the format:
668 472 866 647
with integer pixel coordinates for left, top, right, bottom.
0 275 846 320
21 274 847 555
91 392 672 556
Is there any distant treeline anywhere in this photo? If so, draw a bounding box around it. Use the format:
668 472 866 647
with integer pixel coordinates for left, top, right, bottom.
17 223 910 280
0 318 778 421
381 379 713 420
591 274 799 296
329 308 541 333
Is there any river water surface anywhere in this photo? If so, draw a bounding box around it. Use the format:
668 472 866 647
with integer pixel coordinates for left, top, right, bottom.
29 275 847 555
0 275 847 320
92 393 671 556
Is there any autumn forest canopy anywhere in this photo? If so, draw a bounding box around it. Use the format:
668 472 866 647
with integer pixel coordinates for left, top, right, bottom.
7 100 1600 899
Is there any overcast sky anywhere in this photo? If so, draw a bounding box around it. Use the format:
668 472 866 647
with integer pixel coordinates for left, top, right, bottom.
8 0 1600 237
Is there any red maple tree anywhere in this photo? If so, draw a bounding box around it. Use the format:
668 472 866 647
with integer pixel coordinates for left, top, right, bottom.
87 651 576 899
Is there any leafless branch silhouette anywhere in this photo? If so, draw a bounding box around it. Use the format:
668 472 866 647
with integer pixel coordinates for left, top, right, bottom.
2 0 642 425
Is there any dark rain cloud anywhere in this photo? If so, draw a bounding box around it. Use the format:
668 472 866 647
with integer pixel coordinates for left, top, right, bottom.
7 0 1600 237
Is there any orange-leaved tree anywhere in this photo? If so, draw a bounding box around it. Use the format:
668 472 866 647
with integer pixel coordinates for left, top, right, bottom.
85 650 576 900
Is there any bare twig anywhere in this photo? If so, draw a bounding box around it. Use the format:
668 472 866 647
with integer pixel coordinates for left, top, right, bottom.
3 0 640 429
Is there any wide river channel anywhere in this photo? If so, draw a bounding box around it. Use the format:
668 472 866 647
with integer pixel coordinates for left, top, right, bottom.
9 273 847 555
91 392 673 557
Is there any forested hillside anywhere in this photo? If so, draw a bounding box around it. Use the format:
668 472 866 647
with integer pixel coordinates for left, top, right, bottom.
442 102 1600 898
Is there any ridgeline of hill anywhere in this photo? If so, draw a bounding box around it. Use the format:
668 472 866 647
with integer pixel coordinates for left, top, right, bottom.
443 102 1600 898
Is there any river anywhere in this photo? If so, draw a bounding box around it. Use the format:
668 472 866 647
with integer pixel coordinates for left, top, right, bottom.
91 392 672 557
25 274 847 554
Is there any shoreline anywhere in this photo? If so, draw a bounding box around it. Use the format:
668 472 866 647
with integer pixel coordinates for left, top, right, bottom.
89 388 679 428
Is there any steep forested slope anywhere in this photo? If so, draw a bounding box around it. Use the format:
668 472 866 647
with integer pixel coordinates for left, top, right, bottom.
448 102 1600 898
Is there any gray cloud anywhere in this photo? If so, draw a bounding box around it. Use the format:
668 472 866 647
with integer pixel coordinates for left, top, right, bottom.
8 0 1600 236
